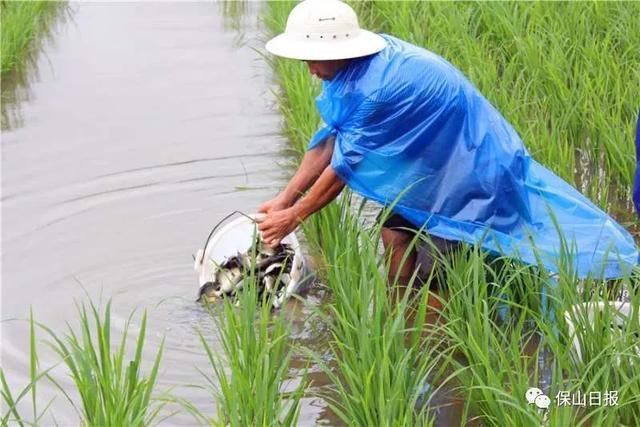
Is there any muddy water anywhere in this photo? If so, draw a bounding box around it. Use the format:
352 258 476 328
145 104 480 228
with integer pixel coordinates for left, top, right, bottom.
0 2 331 424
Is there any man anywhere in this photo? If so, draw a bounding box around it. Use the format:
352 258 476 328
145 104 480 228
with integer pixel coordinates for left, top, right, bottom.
257 0 638 283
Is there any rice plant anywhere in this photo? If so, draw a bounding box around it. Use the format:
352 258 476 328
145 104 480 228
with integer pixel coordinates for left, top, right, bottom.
263 2 639 425
42 300 165 426
421 238 640 426
0 0 67 74
1 310 55 426
538 271 640 426
302 201 440 426
189 238 307 427
428 246 553 426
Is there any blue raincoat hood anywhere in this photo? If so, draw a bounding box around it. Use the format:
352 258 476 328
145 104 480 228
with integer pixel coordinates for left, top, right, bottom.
309 34 638 279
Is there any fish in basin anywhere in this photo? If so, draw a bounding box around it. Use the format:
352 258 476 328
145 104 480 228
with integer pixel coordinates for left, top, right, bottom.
197 237 296 305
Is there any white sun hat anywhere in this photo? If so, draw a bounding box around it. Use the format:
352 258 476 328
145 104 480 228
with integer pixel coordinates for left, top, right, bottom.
265 0 387 61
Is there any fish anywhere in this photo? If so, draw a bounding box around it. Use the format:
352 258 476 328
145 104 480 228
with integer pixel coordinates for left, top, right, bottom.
218 266 243 293
197 236 296 305
263 275 276 293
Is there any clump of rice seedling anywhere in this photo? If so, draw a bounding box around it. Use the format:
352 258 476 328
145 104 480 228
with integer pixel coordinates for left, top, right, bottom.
1 309 55 426
1 1 69 129
537 267 640 425
43 300 165 426
302 199 439 426
429 238 640 425
431 245 556 426
190 238 307 427
0 1 66 75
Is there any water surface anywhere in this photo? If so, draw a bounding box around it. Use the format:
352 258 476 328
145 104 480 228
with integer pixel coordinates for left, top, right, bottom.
1 2 331 424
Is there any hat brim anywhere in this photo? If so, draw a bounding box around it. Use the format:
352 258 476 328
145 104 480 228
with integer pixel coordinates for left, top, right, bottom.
265 30 386 61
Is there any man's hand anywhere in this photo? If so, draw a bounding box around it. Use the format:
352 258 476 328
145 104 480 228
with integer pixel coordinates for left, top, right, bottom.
256 207 301 247
258 194 290 214
257 164 345 247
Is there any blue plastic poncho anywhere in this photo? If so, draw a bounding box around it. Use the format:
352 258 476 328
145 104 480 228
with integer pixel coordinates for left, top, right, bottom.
309 35 638 279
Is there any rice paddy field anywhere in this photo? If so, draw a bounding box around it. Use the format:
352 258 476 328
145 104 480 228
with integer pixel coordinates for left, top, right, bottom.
2 1 640 426
261 1 640 425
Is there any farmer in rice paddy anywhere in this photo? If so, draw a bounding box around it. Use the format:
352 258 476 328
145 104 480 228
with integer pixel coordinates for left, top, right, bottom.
257 0 638 288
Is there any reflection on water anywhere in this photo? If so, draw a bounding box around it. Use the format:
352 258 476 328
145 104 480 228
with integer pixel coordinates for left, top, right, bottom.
219 0 250 33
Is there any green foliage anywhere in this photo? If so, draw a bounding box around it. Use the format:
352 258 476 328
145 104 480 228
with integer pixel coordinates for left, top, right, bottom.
43 301 165 426
1 310 54 426
429 243 640 426
304 198 438 426
263 1 640 425
0 1 65 74
191 245 307 426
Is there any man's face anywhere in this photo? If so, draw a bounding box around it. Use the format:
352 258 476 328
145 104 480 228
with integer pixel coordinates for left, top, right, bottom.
305 59 349 81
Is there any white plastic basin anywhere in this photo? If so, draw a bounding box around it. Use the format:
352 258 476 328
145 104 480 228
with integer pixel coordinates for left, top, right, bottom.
194 213 306 307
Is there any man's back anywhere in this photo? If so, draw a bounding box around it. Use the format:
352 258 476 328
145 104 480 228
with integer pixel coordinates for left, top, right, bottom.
316 34 532 232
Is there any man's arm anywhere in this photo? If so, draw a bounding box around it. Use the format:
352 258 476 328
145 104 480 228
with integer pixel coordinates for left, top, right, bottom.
259 137 335 213
291 165 344 222
257 165 345 246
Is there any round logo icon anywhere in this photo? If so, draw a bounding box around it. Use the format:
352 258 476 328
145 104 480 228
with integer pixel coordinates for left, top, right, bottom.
526 387 550 409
